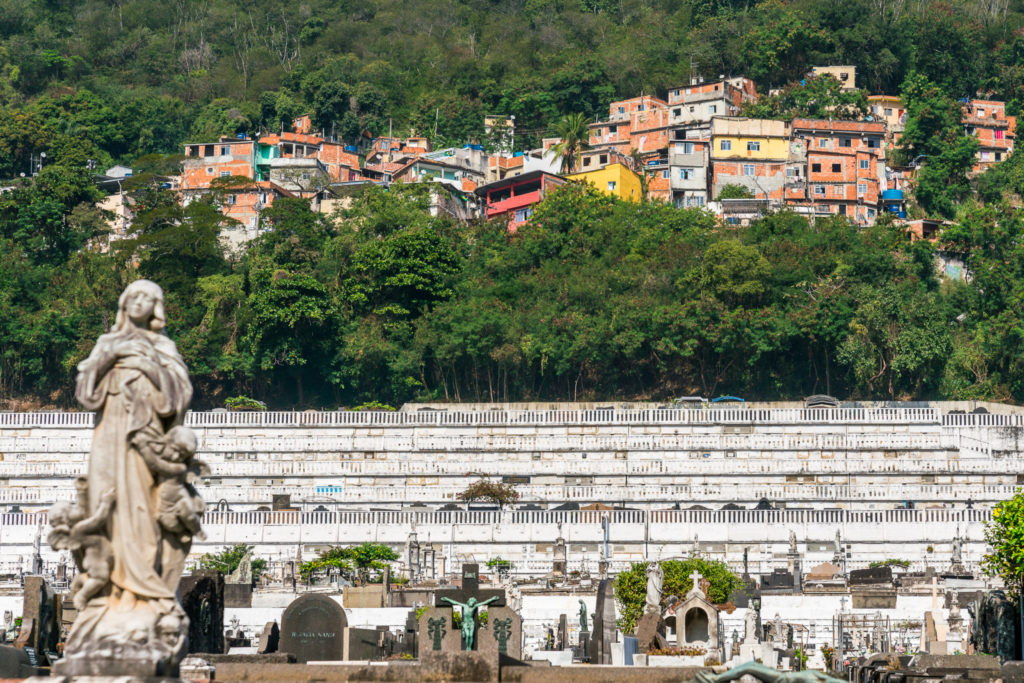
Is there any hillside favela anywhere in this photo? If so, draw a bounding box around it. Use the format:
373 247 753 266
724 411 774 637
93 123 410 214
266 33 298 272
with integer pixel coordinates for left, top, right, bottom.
4 1 1024 682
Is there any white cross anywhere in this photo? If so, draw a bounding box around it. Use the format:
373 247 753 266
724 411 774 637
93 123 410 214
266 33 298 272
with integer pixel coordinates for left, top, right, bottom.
690 570 702 589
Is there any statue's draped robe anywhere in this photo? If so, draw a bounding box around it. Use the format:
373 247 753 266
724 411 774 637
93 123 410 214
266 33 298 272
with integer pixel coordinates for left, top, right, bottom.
74 328 192 607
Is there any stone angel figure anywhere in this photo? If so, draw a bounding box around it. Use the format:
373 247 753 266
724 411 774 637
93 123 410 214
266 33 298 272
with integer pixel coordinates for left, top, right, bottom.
49 279 202 677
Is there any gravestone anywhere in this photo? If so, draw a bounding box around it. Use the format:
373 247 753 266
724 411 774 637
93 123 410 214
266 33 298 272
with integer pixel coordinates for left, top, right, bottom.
761 569 795 590
971 590 1020 662
557 614 568 650
279 594 348 663
179 570 225 654
0 644 36 678
478 606 522 659
20 576 59 665
850 566 892 585
417 606 460 654
257 621 279 654
590 579 617 665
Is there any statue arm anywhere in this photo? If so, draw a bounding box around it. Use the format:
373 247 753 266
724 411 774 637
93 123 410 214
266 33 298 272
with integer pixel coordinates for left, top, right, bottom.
439 597 465 608
71 489 116 536
480 596 501 607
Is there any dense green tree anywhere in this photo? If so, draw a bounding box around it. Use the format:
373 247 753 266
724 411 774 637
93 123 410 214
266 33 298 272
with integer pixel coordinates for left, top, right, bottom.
741 75 868 120
614 559 743 634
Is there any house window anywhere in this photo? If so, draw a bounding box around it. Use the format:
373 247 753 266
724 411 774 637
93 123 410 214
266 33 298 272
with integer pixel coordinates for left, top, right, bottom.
674 108 682 117
682 142 695 154
859 159 870 170
884 108 893 116
814 185 825 196
857 183 868 195
514 207 533 222
977 108 985 117
608 181 617 191
618 106 626 114
583 157 592 167
638 104 645 111
747 141 760 151
689 106 695 113
996 152 1003 161
996 130 1005 140
867 138 880 148
840 138 852 147
721 140 732 151
743 164 755 176
818 139 829 148
220 171 230 177
831 163 841 173
868 208 876 218
207 167 214 174
681 169 693 180
811 163 821 173
224 194 236 205
662 170 670 179
220 146 229 155
301 173 310 180
599 155 608 164
708 105 717 114
672 89 679 97
608 124 617 133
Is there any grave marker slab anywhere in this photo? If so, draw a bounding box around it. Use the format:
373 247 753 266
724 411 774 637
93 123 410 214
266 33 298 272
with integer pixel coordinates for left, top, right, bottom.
279 594 347 663
180 570 224 654
417 606 460 654
478 606 522 660
257 621 279 654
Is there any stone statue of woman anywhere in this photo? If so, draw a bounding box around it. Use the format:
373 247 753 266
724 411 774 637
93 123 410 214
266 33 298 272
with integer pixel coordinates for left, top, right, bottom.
49 279 202 677
645 561 664 614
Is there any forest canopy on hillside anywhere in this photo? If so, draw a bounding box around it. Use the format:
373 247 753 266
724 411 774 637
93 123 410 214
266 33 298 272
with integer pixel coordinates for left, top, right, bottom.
3 183 1023 409
1 0 1024 176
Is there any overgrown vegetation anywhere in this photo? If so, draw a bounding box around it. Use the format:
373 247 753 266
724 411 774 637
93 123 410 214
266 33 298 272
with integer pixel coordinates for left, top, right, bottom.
198 544 267 577
614 558 743 633
458 479 521 508
3 0 1024 175
983 492 1024 596
299 542 399 584
6 177 1024 408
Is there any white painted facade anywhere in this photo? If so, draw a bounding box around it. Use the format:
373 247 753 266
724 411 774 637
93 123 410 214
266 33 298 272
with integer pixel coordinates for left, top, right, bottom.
0 403 1020 578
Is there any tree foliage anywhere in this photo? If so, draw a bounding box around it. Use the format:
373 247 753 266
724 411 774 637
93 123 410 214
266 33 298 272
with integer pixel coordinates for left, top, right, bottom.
299 543 400 584
198 544 267 578
614 559 743 634
457 479 521 508
983 492 1024 595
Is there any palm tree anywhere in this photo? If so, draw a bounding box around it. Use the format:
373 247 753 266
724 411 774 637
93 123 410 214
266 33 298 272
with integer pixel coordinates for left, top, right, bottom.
546 113 593 174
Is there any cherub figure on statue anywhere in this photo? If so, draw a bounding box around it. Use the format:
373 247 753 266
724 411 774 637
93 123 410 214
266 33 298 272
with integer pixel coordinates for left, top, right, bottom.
132 425 206 543
48 478 116 611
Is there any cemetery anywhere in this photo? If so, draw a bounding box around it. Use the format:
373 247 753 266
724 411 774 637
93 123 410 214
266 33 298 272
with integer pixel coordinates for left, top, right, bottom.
0 279 1022 681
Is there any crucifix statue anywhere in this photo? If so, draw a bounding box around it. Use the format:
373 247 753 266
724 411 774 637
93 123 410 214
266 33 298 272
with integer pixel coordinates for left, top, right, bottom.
440 595 501 650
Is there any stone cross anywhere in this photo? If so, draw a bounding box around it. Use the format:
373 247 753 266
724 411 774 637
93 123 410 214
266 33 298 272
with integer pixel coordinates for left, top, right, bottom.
435 564 505 607
687 569 704 598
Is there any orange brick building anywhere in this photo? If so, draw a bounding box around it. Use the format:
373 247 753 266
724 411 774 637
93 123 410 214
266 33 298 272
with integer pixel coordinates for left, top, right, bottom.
588 95 671 155
963 99 1015 172
789 119 886 224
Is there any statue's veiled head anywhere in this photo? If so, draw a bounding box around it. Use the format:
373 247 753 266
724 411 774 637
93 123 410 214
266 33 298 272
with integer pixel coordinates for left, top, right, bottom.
113 279 166 333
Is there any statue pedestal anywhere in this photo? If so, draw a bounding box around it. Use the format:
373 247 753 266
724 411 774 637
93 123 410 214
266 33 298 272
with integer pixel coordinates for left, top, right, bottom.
53 653 179 678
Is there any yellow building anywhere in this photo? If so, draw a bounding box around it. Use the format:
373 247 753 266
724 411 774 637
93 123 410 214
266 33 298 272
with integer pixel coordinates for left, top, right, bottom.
567 162 643 202
709 117 791 202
